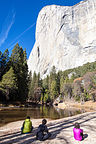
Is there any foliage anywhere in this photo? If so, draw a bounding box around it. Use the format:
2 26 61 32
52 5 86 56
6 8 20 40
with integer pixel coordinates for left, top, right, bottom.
83 89 91 101
28 71 42 102
0 43 28 102
50 80 58 101
10 43 28 101
0 67 17 100
28 62 96 103
0 49 9 80
63 83 73 99
1 44 96 103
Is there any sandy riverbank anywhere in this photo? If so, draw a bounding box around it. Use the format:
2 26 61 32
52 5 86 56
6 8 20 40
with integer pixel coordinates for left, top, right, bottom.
57 101 96 111
0 111 96 144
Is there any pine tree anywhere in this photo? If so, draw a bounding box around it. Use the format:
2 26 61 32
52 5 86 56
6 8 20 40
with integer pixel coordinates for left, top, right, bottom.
42 75 49 90
28 71 37 101
0 49 9 80
56 72 60 95
22 48 28 100
49 66 59 101
37 72 42 87
0 51 2 79
28 71 32 101
10 43 28 101
60 75 65 94
50 80 58 101
0 67 17 100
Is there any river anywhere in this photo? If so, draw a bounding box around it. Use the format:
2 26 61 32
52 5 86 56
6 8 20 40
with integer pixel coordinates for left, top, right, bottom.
0 105 86 127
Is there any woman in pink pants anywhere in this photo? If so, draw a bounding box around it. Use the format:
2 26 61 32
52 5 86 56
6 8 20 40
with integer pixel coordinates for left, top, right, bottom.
73 122 83 141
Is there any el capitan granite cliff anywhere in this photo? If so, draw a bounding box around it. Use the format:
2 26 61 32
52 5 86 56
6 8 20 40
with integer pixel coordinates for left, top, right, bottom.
28 0 96 78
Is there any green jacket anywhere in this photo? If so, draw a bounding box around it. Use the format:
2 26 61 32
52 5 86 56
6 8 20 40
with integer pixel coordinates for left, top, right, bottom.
22 119 32 133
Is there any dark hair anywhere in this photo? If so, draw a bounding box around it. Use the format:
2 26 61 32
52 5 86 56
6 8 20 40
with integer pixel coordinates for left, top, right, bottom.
74 122 80 129
42 119 47 125
27 116 30 119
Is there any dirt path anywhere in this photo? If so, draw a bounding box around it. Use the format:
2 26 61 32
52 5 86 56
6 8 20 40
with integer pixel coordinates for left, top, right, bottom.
0 111 96 144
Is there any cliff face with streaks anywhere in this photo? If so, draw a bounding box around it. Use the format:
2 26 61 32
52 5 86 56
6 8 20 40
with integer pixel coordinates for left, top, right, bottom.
28 0 96 78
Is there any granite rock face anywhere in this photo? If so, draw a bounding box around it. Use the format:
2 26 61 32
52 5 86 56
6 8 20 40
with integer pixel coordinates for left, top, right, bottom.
28 0 96 78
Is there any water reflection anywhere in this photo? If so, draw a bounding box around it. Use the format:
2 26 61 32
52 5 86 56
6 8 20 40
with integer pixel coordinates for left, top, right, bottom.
0 106 86 127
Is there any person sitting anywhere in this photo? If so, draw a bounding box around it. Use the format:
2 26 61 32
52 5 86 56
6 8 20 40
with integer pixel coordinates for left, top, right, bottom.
73 122 83 141
21 116 33 134
36 119 51 141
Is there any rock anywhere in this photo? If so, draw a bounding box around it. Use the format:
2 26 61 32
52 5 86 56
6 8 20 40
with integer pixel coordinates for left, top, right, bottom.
28 0 96 78
53 95 62 106
68 72 76 79
8 104 14 108
58 102 66 109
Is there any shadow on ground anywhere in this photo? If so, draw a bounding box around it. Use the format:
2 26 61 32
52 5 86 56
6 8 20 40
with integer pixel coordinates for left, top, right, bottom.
0 112 96 144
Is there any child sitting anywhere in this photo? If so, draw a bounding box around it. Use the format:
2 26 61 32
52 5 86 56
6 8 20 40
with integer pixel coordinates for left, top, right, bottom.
73 122 83 141
36 119 51 141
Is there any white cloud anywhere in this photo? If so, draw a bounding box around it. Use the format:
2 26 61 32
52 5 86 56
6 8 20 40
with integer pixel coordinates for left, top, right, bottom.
0 10 15 47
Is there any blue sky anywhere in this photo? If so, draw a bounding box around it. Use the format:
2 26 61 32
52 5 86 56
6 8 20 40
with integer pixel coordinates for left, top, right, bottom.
0 0 83 58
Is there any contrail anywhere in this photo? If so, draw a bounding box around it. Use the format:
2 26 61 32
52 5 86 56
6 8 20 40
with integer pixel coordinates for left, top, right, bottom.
0 10 15 47
8 40 20 50
5 22 36 51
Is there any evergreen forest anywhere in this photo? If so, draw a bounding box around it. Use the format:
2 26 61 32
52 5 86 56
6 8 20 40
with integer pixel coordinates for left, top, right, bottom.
1 43 96 105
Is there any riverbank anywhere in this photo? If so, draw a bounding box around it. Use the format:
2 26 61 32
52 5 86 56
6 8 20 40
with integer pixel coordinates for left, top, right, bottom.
1 100 96 111
0 101 42 108
0 111 96 144
57 100 96 111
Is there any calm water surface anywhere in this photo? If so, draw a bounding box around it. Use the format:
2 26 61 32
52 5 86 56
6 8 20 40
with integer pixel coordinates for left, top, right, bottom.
0 105 86 127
